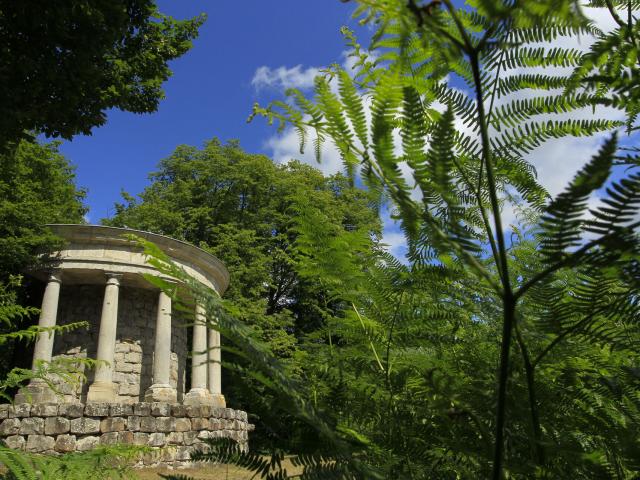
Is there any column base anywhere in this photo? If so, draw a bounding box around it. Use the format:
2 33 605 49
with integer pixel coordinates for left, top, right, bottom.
86 381 118 402
210 393 226 408
144 384 177 403
182 387 213 406
14 381 58 404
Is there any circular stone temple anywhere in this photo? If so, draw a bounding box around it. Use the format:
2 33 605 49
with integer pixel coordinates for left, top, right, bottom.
0 225 252 464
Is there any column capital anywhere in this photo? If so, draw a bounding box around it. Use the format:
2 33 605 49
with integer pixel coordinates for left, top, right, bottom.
104 272 122 285
46 270 63 284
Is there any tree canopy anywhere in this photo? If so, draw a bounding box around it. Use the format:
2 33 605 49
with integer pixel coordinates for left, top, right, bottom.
0 137 87 280
0 1 204 148
105 138 381 446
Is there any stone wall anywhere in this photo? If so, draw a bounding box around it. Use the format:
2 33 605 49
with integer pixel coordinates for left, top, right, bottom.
0 402 252 468
52 285 188 403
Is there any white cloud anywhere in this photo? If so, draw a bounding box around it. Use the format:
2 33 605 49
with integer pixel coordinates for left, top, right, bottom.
265 126 344 175
251 65 320 91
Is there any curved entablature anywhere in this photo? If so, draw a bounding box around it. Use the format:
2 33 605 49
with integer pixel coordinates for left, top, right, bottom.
38 224 229 295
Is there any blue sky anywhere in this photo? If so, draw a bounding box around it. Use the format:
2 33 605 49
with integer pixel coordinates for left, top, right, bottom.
58 1 367 221
56 3 627 260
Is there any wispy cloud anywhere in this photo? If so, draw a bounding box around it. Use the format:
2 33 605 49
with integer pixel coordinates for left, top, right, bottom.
251 65 320 91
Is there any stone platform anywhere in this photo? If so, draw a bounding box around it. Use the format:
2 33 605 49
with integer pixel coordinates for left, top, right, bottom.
0 402 253 468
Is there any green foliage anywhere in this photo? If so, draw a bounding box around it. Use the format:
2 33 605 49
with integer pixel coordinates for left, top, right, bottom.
0 444 145 480
0 137 87 279
138 238 384 479
0 276 96 403
0 137 87 386
105 139 381 449
0 1 204 148
244 1 640 478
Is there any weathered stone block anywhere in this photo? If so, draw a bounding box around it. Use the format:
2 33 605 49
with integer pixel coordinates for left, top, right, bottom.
0 404 9 419
171 403 186 417
140 416 156 432
118 431 134 444
155 417 176 432
176 445 192 461
9 404 31 418
150 402 171 416
175 418 191 432
140 449 161 466
0 418 21 435
183 431 198 445
85 403 109 417
114 372 138 384
25 434 55 452
131 363 142 374
70 417 100 434
4 435 25 450
118 383 140 396
100 432 120 445
115 343 130 353
125 352 142 363
59 403 84 418
115 361 133 373
200 405 212 417
211 407 225 418
133 432 149 445
100 417 125 432
127 415 141 431
209 419 221 430
147 432 166 447
161 446 177 461
191 417 209 430
110 403 133 416
76 435 99 451
133 403 151 416
31 404 58 417
45 417 70 435
167 431 183 444
54 434 76 453
19 417 44 435
185 405 201 418
197 430 213 441
130 343 142 353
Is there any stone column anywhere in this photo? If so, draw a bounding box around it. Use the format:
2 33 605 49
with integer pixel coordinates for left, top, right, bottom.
145 290 177 402
183 303 212 405
15 271 62 403
87 273 121 402
208 327 226 408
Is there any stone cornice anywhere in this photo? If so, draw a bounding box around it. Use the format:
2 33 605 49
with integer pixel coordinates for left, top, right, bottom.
37 224 229 295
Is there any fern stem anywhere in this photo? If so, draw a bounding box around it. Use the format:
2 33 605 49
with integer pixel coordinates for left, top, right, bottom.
493 297 515 479
605 0 627 29
353 303 385 373
514 321 545 466
469 40 514 480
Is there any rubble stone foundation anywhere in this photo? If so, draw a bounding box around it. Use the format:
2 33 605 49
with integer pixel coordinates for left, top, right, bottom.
0 402 253 468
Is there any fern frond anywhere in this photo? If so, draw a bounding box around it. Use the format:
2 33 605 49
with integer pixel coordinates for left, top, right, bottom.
538 134 617 262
